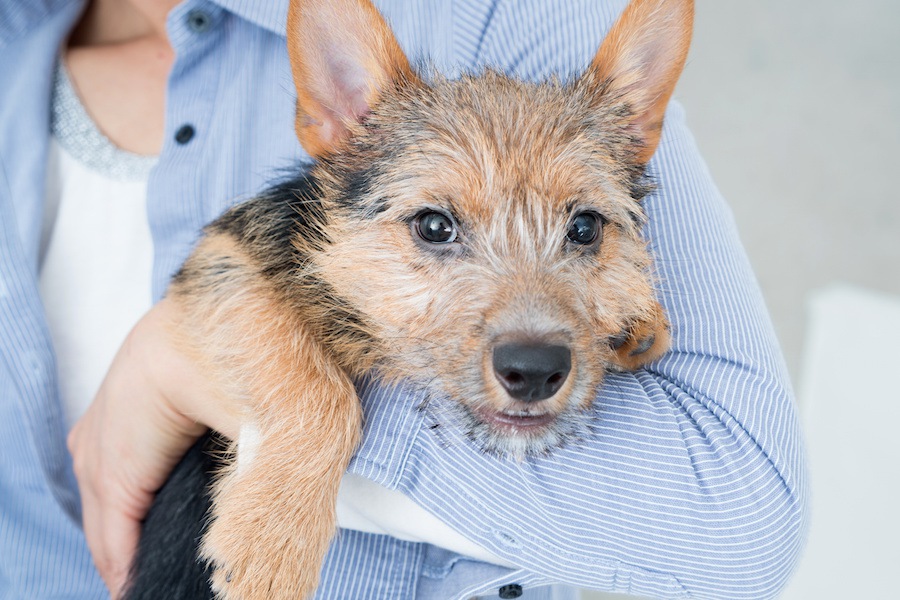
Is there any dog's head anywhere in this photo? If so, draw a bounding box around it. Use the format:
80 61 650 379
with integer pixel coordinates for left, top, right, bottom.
287 0 692 457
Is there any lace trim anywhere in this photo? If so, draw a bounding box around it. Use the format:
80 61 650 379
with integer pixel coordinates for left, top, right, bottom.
50 60 158 182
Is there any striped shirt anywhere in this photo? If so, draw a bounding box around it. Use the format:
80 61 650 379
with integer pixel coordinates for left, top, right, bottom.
0 1 808 599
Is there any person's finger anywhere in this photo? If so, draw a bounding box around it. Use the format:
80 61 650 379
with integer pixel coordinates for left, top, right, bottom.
67 300 239 596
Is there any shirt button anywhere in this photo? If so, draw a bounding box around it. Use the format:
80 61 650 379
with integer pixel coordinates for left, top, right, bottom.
175 124 195 145
27 353 43 376
498 584 523 599
186 10 212 33
493 529 521 550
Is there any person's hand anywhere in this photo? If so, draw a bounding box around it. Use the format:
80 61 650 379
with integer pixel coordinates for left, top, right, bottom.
67 297 241 597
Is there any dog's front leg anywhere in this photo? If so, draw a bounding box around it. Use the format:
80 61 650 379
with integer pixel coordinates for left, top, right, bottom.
165 228 365 599
198 334 362 600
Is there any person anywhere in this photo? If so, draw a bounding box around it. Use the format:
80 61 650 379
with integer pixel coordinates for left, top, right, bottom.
0 0 808 598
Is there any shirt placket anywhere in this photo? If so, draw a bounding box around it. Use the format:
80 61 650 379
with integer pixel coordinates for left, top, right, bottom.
149 0 226 301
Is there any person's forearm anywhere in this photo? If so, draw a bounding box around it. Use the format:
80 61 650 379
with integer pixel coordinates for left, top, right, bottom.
67 297 243 596
347 105 807 599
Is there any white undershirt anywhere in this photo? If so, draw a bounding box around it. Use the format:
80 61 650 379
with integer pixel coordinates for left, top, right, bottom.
39 137 155 430
40 62 505 567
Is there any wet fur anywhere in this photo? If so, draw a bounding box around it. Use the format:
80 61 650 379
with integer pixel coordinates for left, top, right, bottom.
125 0 692 598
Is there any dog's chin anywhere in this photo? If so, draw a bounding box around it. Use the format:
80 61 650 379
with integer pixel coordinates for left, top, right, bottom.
463 405 590 459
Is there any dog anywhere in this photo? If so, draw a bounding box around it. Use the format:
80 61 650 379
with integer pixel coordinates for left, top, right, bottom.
123 0 692 597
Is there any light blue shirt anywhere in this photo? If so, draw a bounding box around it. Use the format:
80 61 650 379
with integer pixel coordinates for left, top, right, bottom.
0 1 808 598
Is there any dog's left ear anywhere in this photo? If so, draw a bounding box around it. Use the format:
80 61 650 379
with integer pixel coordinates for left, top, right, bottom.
287 0 418 158
587 0 694 164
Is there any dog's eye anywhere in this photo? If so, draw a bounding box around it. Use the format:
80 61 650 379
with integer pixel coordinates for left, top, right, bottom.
414 210 457 244
566 212 604 245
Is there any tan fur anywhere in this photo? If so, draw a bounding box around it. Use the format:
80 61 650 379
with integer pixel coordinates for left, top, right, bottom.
168 235 362 599
591 0 694 163
287 0 419 157
166 0 693 597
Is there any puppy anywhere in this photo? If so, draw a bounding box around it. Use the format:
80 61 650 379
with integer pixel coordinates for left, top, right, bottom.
124 0 691 597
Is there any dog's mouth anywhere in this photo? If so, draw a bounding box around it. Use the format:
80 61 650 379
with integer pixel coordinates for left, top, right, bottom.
448 394 590 458
471 406 557 433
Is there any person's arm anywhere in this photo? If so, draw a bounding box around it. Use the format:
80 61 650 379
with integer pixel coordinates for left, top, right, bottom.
341 1 807 598
69 3 807 599
358 100 807 599
67 297 242 596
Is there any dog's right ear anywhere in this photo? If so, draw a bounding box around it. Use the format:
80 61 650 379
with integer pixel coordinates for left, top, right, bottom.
287 0 417 158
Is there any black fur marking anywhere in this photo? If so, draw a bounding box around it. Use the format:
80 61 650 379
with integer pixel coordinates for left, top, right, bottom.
209 174 329 280
305 275 377 373
328 156 391 219
123 433 223 600
629 167 655 203
172 257 246 290
625 167 654 227
337 163 376 210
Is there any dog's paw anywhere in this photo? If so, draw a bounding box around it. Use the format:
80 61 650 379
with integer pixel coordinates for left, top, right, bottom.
202 497 323 600
608 301 670 372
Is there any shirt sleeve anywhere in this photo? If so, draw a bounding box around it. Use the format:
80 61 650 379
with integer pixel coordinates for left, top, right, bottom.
347 2 809 599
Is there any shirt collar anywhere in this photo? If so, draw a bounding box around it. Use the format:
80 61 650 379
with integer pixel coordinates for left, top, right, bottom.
211 0 289 36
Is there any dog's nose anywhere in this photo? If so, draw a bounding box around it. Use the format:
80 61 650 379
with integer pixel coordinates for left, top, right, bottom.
492 343 571 402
